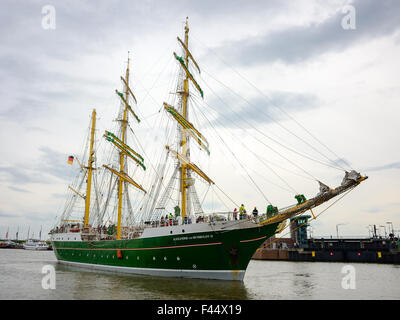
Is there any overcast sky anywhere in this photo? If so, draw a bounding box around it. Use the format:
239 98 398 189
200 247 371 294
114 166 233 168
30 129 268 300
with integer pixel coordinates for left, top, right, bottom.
0 0 399 240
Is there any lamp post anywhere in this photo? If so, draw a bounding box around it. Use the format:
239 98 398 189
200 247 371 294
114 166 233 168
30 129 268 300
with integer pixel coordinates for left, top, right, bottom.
336 223 345 239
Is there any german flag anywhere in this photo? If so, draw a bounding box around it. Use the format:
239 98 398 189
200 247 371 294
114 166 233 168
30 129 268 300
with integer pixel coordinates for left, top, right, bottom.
68 155 74 165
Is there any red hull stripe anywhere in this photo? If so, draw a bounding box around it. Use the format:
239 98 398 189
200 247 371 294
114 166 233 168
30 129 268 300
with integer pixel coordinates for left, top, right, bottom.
239 236 266 243
56 241 223 251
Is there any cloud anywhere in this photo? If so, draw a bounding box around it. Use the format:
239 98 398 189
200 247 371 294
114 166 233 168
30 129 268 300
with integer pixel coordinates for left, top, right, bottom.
0 211 18 218
217 0 400 66
0 166 45 185
331 158 351 168
207 91 319 129
0 146 74 185
8 186 32 193
365 161 400 172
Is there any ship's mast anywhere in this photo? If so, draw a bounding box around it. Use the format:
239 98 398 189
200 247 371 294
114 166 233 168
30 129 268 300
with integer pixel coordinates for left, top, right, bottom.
117 54 130 240
180 18 190 219
84 108 96 228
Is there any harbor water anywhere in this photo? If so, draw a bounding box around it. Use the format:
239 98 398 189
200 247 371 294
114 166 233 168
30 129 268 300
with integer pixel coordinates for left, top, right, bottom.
0 249 399 300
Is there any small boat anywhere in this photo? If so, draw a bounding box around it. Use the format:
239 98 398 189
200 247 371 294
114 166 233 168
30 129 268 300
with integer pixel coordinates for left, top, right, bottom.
23 239 49 250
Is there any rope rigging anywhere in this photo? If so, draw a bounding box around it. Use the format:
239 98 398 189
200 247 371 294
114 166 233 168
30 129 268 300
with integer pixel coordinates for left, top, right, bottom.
190 32 351 173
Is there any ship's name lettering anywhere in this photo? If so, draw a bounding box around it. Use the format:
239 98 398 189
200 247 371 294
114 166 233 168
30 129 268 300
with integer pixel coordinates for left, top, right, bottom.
173 234 213 241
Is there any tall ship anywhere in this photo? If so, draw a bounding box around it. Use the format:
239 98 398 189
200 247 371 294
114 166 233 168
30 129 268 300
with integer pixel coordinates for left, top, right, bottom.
50 19 367 281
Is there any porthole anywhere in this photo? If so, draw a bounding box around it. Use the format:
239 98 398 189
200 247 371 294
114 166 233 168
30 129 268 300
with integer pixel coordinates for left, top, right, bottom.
164 257 167 261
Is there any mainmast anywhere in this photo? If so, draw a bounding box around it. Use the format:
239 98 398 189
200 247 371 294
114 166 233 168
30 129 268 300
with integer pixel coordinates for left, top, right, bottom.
84 109 96 228
164 17 211 220
180 18 190 219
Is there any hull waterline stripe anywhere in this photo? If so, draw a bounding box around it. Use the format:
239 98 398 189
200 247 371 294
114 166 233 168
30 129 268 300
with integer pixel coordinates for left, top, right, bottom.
57 260 246 280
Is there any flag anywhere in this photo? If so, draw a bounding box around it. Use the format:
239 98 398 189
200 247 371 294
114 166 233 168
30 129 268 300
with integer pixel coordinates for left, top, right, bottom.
68 155 74 165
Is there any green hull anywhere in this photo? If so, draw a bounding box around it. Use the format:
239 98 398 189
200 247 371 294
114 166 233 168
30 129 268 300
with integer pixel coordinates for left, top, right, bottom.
52 222 279 281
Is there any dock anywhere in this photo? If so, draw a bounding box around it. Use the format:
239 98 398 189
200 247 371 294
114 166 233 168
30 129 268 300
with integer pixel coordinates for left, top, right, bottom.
253 216 400 264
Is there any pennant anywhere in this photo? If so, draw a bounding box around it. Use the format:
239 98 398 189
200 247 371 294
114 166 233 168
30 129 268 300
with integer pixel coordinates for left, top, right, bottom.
68 155 74 165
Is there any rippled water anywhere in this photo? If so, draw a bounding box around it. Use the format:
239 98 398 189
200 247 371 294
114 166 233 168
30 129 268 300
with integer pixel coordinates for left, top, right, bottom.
0 249 399 300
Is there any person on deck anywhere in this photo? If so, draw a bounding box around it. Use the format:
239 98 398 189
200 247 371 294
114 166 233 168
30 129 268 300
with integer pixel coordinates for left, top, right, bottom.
233 208 238 221
239 204 246 220
168 213 173 226
252 207 258 219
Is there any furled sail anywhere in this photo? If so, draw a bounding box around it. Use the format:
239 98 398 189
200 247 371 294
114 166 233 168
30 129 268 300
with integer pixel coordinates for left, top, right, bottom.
104 130 146 170
173 52 204 98
164 102 210 155
115 89 140 123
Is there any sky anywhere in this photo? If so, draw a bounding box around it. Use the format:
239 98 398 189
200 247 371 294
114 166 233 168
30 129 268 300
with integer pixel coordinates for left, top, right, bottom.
0 0 399 240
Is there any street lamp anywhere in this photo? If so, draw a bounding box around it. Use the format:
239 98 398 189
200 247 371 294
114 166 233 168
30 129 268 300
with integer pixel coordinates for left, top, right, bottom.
336 223 345 239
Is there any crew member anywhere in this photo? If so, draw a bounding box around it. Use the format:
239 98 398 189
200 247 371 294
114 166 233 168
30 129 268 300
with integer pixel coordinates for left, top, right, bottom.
239 204 246 220
252 207 258 219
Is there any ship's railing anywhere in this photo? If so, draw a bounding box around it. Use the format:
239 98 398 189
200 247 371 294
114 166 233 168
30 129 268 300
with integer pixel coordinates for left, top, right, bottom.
139 210 264 229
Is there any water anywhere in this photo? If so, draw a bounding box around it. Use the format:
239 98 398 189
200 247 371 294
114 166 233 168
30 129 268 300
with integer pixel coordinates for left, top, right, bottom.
0 249 399 300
